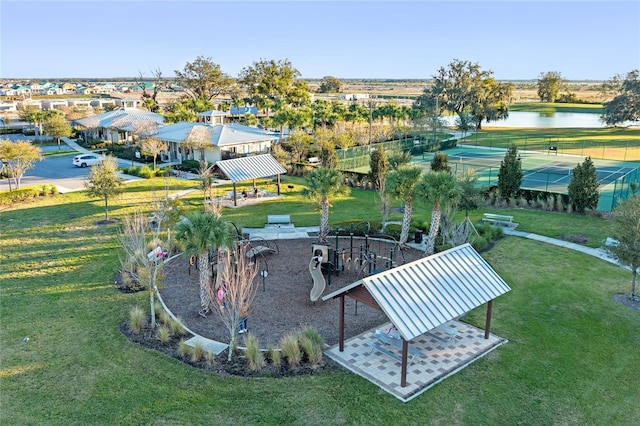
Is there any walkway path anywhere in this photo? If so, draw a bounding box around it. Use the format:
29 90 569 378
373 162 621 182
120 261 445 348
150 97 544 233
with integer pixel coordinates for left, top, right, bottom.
502 227 631 271
243 223 628 271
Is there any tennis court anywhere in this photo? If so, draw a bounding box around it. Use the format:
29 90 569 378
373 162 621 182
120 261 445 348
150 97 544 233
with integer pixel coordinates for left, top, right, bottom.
414 146 640 211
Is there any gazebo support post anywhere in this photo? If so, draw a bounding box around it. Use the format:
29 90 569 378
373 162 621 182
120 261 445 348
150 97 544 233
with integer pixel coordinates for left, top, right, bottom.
401 340 408 387
233 182 237 207
339 294 345 352
484 299 493 339
277 175 281 195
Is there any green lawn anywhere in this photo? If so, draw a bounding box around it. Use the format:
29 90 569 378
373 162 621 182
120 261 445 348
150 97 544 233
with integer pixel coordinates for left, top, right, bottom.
509 102 604 114
1 178 638 424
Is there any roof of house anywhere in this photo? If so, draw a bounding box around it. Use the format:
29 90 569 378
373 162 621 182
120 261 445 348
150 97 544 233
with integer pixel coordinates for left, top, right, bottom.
230 106 258 115
215 154 287 182
322 243 511 341
153 122 277 147
73 107 165 132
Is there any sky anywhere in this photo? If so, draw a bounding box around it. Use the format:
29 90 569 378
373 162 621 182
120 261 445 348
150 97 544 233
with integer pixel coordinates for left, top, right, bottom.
1 0 638 81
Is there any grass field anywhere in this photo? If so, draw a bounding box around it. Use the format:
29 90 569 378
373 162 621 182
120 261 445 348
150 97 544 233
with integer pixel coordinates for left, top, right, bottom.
1 177 639 424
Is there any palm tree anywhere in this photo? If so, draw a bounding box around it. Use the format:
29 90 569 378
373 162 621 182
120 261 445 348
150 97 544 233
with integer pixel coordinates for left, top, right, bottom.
418 171 463 256
303 167 349 243
386 166 423 245
176 212 230 317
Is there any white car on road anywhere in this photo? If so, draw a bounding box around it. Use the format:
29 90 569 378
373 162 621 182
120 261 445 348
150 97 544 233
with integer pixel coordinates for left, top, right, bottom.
72 154 102 168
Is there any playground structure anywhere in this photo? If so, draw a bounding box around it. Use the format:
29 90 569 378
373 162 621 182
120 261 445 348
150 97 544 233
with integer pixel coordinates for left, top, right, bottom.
308 222 407 301
203 226 279 302
309 245 328 302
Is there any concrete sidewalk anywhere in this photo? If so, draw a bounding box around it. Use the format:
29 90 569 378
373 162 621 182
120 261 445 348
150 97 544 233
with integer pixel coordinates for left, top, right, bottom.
502 227 631 271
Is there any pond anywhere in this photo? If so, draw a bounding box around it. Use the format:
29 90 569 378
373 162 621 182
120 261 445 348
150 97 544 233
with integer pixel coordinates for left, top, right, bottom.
442 111 611 128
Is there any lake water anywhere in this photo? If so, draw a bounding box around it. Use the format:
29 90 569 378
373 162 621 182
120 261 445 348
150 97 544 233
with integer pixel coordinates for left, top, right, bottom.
442 111 609 128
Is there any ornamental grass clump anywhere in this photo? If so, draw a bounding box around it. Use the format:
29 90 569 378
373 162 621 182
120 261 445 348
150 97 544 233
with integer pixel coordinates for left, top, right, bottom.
178 339 191 359
170 316 187 336
191 342 205 363
280 333 302 368
299 326 324 365
156 325 171 344
204 350 216 367
158 310 172 327
267 345 281 368
129 305 146 334
243 333 265 372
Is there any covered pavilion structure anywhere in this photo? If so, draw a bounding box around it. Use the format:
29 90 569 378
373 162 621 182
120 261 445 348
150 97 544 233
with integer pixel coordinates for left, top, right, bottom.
322 243 511 400
215 154 287 206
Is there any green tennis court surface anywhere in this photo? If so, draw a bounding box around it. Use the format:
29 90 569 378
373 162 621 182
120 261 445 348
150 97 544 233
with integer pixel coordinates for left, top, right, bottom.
415 146 640 211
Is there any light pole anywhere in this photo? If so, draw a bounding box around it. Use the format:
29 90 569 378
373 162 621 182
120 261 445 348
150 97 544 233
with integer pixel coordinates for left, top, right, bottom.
367 99 376 146
433 94 438 147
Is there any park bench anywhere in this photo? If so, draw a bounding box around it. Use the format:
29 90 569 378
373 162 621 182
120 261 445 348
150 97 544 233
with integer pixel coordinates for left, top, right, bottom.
367 329 424 365
267 214 291 226
425 322 460 346
308 156 321 164
482 213 515 227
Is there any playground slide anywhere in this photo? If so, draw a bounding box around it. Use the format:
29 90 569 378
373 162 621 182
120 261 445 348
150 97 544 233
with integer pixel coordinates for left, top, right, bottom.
246 246 275 258
309 259 326 302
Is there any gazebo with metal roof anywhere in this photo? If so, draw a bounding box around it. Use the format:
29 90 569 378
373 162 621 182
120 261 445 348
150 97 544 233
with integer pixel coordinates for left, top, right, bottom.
322 243 511 387
215 154 287 206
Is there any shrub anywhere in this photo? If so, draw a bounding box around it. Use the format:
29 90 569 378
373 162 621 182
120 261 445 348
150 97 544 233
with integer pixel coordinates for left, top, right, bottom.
471 236 489 251
119 270 144 292
280 333 302 368
243 333 265 372
545 196 555 211
128 305 146 334
180 160 201 173
384 223 402 240
156 325 171 343
517 196 528 208
0 186 40 205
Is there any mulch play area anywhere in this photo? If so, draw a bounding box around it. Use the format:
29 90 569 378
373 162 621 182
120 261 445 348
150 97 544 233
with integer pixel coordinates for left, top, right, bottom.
159 237 426 348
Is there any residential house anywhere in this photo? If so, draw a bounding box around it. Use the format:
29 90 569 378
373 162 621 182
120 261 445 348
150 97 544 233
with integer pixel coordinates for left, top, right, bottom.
61 83 76 94
73 106 165 144
153 110 278 164
41 99 69 111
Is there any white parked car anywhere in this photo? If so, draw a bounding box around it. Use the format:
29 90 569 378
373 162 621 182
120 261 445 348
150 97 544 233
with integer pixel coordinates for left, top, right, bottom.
72 154 102 168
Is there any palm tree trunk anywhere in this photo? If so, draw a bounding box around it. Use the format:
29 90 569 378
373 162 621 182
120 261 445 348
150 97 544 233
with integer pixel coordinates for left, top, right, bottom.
425 204 442 256
197 253 212 317
399 198 413 245
319 197 330 243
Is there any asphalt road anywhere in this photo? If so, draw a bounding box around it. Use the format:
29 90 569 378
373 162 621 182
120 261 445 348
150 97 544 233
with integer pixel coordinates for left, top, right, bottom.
0 147 140 193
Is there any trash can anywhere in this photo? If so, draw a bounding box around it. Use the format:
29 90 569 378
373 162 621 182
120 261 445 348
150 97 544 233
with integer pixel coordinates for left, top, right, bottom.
414 230 423 244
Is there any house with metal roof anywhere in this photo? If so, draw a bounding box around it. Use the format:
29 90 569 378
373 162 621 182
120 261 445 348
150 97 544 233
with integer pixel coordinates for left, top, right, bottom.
152 118 278 165
73 106 165 144
322 243 511 389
